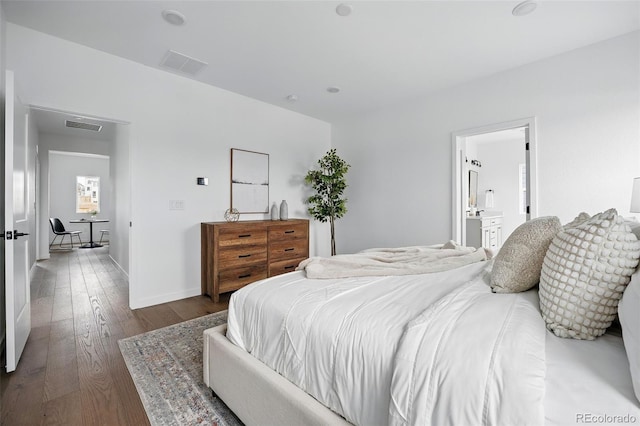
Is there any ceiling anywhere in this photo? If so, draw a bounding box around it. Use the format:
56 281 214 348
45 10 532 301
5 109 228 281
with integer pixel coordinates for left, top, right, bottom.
31 108 117 142
3 1 639 123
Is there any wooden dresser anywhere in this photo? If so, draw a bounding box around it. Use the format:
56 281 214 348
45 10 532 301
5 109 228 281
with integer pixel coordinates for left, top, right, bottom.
201 219 309 302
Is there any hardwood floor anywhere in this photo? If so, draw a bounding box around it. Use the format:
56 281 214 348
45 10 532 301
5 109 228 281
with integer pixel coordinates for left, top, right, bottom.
1 247 230 425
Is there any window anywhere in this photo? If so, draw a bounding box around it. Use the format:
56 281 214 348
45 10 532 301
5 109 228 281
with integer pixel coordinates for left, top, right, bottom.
519 164 527 215
76 176 100 213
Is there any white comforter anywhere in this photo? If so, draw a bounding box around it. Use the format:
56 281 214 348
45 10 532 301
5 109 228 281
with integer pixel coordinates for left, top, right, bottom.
227 260 546 426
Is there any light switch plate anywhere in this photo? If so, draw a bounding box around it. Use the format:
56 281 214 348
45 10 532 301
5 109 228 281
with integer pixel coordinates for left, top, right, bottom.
169 200 185 210
197 177 208 186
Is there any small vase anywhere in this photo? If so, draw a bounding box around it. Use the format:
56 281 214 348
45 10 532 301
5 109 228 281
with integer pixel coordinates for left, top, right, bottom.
270 203 279 220
279 200 288 220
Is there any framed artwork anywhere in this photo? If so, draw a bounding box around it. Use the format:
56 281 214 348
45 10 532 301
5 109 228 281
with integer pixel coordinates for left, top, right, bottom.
231 148 269 213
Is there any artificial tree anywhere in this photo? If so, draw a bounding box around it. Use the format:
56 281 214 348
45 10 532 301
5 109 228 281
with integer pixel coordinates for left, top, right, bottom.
304 149 350 256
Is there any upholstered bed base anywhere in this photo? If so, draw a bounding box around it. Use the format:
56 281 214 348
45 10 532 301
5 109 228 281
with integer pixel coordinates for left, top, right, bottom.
203 325 352 426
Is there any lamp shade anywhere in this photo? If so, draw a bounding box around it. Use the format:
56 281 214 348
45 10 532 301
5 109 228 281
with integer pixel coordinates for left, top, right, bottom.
632 177 640 213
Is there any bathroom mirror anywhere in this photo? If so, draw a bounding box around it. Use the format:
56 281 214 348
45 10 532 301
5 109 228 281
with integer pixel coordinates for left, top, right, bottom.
469 170 478 207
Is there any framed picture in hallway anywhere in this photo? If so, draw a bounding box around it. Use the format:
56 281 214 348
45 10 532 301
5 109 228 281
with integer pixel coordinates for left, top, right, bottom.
231 148 269 213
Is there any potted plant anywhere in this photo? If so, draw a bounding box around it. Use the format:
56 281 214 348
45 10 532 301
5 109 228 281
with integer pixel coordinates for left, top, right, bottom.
304 149 350 256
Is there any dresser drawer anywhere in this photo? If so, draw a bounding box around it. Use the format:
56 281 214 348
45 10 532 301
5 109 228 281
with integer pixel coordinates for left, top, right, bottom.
218 245 267 270
268 223 308 242
269 239 309 262
218 265 268 293
269 257 306 277
218 228 267 248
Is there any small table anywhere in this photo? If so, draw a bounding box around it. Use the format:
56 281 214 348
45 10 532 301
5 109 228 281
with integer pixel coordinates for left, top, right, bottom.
70 218 109 249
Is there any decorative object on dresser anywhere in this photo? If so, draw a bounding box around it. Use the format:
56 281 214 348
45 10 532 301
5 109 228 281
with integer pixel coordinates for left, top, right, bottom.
201 219 309 302
230 148 269 214
466 213 503 251
224 208 240 222
279 200 288 220
270 202 278 220
304 149 350 256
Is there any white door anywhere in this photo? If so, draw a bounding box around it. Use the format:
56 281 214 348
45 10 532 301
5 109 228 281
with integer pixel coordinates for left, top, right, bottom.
4 70 30 372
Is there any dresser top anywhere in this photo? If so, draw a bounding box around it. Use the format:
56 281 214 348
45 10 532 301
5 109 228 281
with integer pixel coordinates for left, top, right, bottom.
202 218 309 226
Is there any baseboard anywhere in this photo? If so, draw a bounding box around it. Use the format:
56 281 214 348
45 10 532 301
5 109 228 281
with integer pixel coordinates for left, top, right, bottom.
130 287 201 310
109 254 129 280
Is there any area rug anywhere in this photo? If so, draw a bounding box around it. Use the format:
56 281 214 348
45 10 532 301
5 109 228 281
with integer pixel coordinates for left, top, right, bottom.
119 311 243 426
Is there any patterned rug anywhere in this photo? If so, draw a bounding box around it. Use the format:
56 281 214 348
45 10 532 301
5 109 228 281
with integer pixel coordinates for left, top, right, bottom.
119 311 243 426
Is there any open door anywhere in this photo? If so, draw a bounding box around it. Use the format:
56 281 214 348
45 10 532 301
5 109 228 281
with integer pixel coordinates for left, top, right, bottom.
4 70 31 372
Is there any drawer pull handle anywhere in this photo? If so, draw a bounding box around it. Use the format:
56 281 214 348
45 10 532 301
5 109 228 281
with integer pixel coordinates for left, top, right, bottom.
238 254 251 258
284 248 295 252
284 265 295 270
284 230 295 234
238 274 251 279
238 234 252 238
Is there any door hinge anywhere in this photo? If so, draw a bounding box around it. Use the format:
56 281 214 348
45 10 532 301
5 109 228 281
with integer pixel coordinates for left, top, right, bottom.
525 142 530 151
526 206 530 214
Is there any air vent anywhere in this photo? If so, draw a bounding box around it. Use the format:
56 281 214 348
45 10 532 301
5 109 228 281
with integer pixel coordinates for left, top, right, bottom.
160 50 208 76
65 120 102 132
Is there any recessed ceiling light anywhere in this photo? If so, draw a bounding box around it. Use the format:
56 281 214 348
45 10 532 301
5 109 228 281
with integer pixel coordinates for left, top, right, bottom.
286 94 298 102
162 9 186 26
512 0 537 16
336 4 353 17
327 86 341 94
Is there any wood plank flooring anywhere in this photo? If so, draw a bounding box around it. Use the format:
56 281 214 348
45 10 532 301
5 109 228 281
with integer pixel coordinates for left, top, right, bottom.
1 247 230 425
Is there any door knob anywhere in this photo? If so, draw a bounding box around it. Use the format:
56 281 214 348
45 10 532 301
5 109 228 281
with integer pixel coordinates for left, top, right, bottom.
13 230 29 239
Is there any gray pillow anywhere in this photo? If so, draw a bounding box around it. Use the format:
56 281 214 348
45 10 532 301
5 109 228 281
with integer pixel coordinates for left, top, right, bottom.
539 209 640 340
490 216 562 293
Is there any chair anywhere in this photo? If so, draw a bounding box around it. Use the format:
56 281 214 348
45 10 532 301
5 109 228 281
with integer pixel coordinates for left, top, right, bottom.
99 230 109 244
49 218 83 248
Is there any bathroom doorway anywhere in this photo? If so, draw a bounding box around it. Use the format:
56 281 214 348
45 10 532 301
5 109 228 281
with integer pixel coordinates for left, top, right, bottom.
451 117 538 248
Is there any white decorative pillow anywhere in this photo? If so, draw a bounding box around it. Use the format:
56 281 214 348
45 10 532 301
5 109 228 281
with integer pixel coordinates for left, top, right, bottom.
539 209 640 340
491 216 562 293
619 268 640 403
563 212 591 229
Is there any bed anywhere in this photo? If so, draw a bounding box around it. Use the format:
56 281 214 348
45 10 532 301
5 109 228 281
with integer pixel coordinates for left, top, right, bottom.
204 216 640 426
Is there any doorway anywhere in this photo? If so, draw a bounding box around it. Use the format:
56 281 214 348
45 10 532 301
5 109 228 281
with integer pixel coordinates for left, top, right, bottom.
451 117 538 247
29 106 130 275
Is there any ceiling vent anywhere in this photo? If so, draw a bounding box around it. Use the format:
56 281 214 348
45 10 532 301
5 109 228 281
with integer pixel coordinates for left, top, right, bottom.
65 120 102 132
160 50 208 76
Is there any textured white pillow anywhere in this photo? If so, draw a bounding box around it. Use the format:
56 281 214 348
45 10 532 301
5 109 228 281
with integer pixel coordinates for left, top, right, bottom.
619 269 640 403
491 216 562 293
564 212 591 229
539 209 640 340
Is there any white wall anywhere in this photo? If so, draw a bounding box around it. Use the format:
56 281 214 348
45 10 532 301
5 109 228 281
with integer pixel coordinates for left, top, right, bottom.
7 23 332 308
333 32 640 253
48 152 110 245
109 124 130 275
37 132 111 258
475 138 526 240
26 108 38 269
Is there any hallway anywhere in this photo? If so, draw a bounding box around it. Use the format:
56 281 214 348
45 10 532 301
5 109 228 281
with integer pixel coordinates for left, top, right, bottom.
1 247 229 425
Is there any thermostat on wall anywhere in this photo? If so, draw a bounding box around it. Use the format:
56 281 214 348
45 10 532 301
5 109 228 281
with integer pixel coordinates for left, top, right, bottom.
197 177 208 186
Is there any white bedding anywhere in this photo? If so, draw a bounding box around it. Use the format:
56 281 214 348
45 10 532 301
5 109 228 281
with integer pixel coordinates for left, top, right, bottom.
227 260 546 425
545 332 640 425
296 244 488 279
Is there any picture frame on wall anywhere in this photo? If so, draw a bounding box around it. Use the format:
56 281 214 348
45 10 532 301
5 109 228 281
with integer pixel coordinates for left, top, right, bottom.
231 148 269 213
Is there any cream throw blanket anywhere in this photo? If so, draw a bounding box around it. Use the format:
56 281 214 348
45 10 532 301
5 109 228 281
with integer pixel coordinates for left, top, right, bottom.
297 242 490 279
